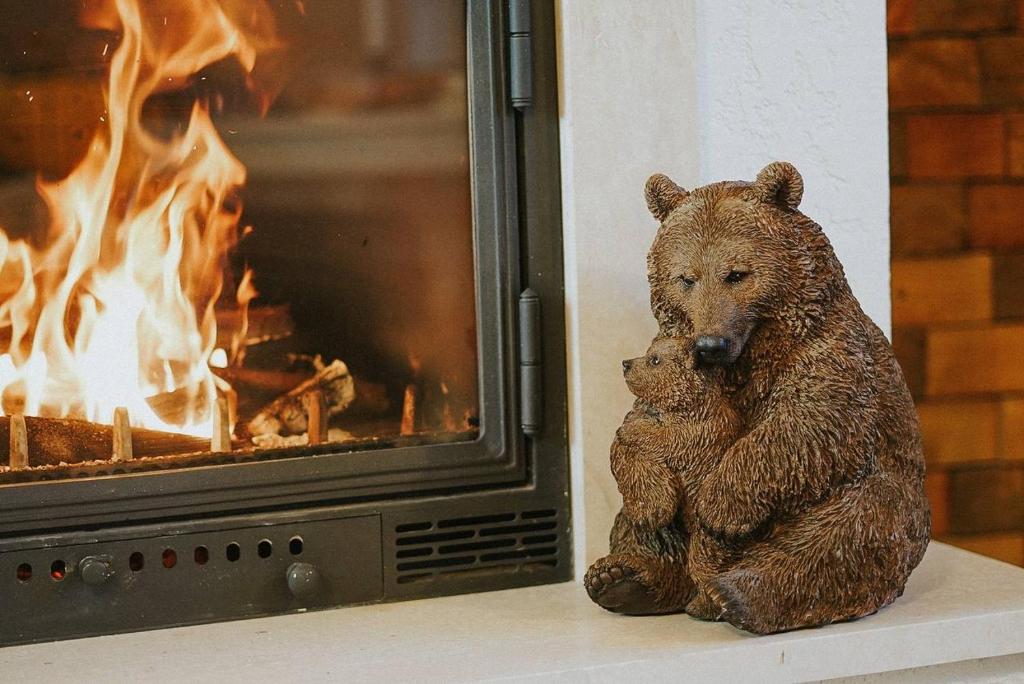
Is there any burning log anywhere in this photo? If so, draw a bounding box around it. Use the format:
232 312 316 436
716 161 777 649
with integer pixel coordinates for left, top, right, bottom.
213 366 389 427
0 415 210 468
212 367 310 395
400 384 417 436
246 359 355 439
214 304 294 350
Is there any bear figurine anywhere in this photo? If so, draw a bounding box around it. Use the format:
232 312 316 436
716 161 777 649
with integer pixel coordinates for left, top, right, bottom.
590 335 741 616
586 161 931 634
612 335 739 533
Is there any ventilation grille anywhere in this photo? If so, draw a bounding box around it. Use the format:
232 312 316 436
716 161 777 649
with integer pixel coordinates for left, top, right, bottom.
394 509 559 584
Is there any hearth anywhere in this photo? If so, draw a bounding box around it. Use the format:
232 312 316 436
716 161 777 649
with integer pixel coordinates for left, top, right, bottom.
0 0 568 645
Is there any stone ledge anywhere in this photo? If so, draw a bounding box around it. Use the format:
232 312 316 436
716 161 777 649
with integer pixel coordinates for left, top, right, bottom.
2 543 1023 682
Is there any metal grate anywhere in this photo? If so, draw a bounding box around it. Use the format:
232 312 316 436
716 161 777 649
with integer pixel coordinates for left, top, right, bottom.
394 510 559 583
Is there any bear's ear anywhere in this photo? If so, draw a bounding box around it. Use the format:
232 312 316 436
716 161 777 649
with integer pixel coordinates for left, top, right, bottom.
753 161 804 210
644 173 689 221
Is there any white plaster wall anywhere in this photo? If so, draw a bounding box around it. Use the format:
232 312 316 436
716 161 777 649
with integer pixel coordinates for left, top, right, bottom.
557 0 891 576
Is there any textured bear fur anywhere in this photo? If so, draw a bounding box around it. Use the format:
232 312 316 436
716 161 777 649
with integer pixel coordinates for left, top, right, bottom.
585 162 931 634
612 336 740 531
600 336 740 617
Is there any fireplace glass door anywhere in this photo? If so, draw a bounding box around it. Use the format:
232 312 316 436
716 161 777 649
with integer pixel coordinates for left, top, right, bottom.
0 0 514 498
0 0 567 647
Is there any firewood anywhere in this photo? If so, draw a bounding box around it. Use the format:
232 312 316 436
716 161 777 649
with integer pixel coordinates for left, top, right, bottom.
214 367 389 428
400 384 417 436
212 367 311 395
112 407 133 462
8 414 27 470
214 304 294 349
0 415 210 467
304 390 328 445
211 397 231 452
246 359 355 438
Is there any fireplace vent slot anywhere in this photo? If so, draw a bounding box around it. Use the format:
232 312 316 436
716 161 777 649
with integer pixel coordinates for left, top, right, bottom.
393 510 559 584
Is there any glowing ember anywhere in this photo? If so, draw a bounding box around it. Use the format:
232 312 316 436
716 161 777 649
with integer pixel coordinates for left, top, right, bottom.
0 0 278 436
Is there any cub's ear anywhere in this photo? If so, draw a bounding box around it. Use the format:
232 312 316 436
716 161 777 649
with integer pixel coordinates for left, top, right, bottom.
753 161 803 210
644 173 689 221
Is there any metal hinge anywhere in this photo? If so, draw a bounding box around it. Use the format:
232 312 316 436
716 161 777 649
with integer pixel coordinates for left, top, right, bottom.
518 288 542 435
508 0 533 110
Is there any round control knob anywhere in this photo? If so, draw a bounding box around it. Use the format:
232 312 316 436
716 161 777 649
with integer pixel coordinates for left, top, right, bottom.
286 562 322 599
79 556 115 586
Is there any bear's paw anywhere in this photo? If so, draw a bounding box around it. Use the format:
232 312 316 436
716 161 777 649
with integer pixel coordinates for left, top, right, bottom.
585 554 678 616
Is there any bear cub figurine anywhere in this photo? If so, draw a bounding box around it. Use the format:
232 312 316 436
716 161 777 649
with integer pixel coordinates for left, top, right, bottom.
612 336 740 530
586 336 741 616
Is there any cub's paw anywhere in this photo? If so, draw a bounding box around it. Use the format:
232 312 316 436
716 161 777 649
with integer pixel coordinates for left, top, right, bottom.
584 555 673 616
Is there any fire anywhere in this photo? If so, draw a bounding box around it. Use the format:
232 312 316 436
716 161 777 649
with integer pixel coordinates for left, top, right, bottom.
0 0 278 436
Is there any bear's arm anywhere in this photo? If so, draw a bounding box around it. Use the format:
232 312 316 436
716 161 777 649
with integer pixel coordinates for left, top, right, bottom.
695 341 878 537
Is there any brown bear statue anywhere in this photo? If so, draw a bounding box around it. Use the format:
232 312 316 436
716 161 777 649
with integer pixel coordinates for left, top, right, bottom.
585 161 931 635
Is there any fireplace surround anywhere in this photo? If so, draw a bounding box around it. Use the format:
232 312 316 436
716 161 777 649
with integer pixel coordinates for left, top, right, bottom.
0 0 569 645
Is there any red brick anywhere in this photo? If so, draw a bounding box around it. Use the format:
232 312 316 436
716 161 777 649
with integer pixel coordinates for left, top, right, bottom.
947 463 1024 533
940 532 1024 565
1006 114 1024 176
891 116 909 180
889 0 916 35
993 254 1024 319
968 186 1024 249
925 470 950 536
892 327 927 399
889 40 980 109
980 37 1024 105
906 114 1004 179
891 254 992 325
926 324 1024 396
890 184 966 256
917 400 999 465
1002 399 1024 459
915 0 1017 32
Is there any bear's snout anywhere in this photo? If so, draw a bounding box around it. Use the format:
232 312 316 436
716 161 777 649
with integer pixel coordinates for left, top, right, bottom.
695 335 731 365
622 359 634 374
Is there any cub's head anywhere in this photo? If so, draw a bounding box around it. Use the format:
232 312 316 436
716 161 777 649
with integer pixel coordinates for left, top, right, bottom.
644 162 847 366
622 336 713 412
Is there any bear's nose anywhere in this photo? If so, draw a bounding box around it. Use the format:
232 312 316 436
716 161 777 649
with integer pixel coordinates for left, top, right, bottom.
622 359 633 373
695 335 731 364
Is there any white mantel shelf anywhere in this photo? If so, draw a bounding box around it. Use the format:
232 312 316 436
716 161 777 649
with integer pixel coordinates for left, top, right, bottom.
3 543 1024 682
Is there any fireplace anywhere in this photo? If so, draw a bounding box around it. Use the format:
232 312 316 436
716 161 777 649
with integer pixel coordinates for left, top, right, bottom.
0 0 568 645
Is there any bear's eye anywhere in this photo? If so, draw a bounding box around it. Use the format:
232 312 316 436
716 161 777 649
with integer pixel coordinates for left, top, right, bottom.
678 275 696 289
725 270 749 284
649 354 661 366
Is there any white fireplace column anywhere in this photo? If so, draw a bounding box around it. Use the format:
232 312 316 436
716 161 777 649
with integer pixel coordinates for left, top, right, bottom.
556 0 891 574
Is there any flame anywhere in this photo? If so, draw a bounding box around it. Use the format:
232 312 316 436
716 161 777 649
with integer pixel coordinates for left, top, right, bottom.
229 266 258 367
0 0 278 436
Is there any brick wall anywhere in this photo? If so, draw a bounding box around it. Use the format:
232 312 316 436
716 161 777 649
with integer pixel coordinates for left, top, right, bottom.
889 0 1024 566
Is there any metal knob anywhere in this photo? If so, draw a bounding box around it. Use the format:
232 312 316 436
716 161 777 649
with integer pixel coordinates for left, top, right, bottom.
79 556 115 586
286 562 322 599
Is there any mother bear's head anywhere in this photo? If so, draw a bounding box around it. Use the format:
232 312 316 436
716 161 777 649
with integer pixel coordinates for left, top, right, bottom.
644 162 849 366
